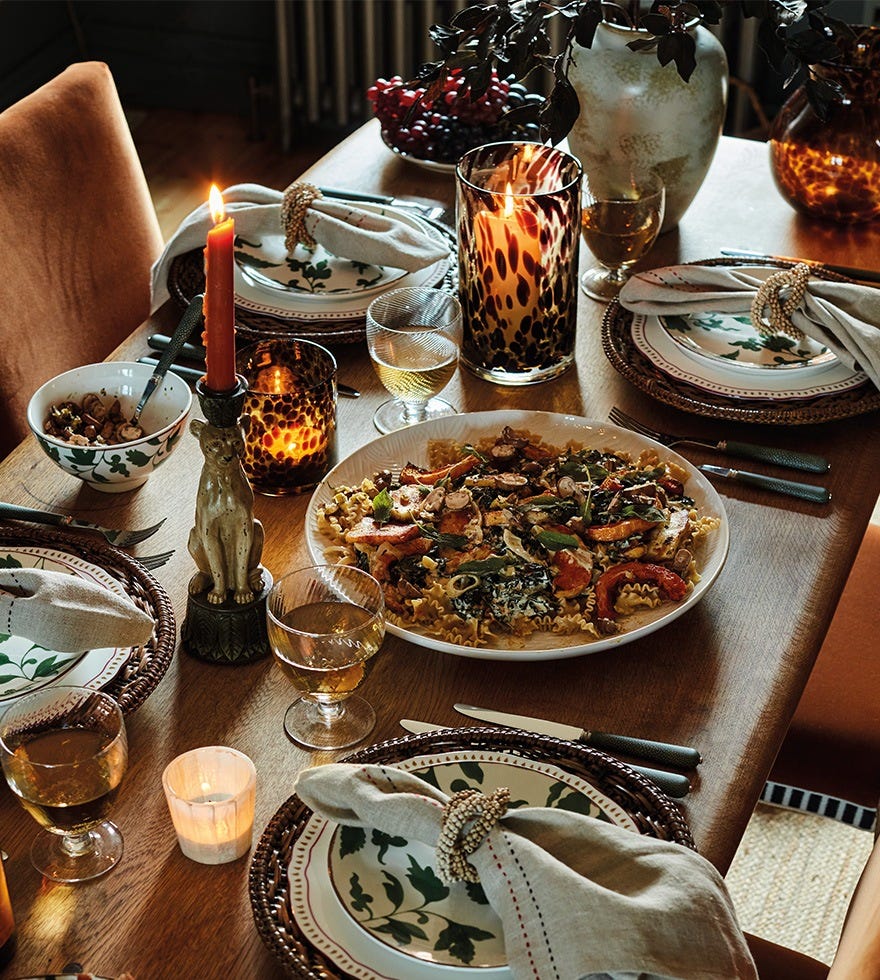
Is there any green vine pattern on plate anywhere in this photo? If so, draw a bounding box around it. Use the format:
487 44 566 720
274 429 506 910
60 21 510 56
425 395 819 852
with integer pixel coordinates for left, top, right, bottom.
664 312 827 366
235 238 385 294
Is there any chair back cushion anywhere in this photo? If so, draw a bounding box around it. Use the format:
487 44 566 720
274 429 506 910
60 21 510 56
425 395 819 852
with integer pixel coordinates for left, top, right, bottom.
0 62 163 458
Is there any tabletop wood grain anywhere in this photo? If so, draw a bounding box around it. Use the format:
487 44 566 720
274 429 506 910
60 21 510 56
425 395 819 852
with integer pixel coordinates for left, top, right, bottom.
0 125 878 979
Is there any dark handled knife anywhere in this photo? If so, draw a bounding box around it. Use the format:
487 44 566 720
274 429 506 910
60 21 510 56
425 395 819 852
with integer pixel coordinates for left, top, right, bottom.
145 335 361 398
699 440 829 474
399 719 691 798
452 705 701 769
699 464 831 504
131 294 204 426
720 248 880 285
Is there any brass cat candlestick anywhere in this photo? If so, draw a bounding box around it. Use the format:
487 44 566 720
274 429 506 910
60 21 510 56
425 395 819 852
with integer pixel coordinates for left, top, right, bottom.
182 377 272 663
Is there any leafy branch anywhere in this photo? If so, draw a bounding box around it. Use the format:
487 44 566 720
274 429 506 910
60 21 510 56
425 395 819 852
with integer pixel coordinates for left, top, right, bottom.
414 0 855 143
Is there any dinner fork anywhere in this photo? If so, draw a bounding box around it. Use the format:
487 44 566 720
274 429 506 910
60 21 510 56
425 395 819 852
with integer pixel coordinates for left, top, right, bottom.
607 407 830 474
0 502 166 547
136 550 175 571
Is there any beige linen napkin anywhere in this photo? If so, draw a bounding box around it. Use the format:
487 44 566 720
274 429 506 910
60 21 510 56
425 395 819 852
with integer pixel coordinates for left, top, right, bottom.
150 183 448 311
296 763 757 980
618 265 880 389
0 568 155 652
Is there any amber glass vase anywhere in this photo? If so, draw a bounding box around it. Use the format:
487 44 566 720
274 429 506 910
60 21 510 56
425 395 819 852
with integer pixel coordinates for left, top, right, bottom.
769 26 880 224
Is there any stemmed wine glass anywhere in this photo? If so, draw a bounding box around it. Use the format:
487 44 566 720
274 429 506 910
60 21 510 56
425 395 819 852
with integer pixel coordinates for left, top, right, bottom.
266 564 386 750
580 168 666 302
366 286 462 434
0 686 128 882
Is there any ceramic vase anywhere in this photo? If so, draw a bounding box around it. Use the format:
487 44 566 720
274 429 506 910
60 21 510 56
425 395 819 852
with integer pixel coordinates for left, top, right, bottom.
769 25 880 224
567 21 728 233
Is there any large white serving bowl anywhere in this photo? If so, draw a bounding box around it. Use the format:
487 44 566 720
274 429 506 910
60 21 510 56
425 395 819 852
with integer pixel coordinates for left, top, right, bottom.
27 361 193 493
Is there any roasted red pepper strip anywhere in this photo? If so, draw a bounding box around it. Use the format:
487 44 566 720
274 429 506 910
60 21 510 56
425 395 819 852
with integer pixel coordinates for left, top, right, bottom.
594 562 688 620
399 454 480 486
586 517 659 542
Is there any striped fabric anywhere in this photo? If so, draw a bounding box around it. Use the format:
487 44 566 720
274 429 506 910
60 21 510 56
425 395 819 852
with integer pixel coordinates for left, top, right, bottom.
761 781 877 832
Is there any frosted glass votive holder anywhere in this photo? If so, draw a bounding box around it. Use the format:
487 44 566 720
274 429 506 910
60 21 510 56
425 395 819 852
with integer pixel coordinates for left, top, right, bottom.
162 746 256 865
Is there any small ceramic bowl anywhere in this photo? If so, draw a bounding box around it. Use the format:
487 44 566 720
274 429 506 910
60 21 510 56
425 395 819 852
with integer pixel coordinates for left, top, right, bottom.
27 361 193 493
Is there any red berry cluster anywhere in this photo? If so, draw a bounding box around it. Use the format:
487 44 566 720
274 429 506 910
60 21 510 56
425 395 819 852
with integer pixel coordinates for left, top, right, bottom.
367 70 540 164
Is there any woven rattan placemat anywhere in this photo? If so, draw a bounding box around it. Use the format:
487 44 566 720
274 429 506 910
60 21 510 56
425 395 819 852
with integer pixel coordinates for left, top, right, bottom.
0 521 175 713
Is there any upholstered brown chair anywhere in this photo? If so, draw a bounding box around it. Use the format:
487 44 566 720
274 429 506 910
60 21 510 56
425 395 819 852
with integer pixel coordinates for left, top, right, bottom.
0 61 163 459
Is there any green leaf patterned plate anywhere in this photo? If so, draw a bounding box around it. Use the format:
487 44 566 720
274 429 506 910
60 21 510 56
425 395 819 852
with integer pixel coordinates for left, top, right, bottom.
0 547 133 703
325 750 636 970
233 203 409 301
659 310 837 371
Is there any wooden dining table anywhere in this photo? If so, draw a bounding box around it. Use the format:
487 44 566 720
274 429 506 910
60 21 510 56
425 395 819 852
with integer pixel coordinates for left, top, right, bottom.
0 122 878 978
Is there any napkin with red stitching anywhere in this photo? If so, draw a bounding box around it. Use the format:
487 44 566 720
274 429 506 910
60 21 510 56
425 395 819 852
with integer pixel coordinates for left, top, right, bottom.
619 264 880 389
0 567 155 652
150 182 449 311
295 763 757 980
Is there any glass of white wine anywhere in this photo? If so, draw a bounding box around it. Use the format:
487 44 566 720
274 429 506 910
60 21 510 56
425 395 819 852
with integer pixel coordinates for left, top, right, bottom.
580 168 666 302
366 286 462 434
0 686 128 882
266 564 386 749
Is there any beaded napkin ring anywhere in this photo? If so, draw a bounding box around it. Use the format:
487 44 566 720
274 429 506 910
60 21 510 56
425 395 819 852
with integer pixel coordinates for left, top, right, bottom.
750 262 811 339
281 181 322 252
436 787 510 884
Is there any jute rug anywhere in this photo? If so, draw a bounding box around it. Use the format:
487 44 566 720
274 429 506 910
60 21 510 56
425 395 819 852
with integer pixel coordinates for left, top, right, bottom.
725 803 875 965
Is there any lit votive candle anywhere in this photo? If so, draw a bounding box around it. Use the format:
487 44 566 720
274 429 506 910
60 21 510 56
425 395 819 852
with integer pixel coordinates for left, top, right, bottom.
237 338 337 496
162 746 256 865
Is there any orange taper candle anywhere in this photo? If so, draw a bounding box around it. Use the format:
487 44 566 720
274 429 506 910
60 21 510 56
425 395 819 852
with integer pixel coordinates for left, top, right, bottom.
203 185 236 391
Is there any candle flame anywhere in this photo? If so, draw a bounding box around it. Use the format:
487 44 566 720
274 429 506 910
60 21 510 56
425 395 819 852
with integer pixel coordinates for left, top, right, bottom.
503 182 515 218
209 184 226 224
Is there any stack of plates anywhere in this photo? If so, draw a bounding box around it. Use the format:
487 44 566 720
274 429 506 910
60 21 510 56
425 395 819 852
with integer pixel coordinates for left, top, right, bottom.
168 202 455 345
602 259 880 425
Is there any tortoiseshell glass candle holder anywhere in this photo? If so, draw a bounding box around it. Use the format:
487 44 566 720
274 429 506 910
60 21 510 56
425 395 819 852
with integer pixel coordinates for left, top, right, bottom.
456 141 582 385
236 339 337 496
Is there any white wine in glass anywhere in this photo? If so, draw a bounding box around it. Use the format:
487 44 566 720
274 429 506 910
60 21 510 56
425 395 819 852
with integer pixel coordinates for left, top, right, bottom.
580 169 666 302
266 565 386 749
367 287 462 434
0 687 127 882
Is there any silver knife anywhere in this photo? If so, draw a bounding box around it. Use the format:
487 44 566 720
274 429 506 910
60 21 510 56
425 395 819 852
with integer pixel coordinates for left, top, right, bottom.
699 464 831 504
318 186 446 222
453 705 701 769
400 719 691 799
720 248 880 285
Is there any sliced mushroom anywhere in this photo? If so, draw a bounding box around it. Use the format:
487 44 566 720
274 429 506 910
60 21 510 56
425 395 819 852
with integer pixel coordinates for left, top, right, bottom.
420 486 446 514
493 473 529 491
443 490 472 511
556 475 577 498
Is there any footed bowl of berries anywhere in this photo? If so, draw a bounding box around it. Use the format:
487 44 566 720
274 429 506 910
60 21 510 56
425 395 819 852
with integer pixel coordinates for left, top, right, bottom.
368 70 542 171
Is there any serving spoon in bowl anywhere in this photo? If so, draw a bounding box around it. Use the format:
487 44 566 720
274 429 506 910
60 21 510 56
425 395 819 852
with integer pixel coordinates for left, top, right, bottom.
129 293 205 433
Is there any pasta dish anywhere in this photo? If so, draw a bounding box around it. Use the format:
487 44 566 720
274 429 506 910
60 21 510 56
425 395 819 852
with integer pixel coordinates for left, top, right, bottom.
316 426 720 648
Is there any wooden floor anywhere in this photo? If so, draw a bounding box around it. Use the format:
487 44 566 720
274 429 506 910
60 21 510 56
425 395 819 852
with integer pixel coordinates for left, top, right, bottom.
129 108 341 240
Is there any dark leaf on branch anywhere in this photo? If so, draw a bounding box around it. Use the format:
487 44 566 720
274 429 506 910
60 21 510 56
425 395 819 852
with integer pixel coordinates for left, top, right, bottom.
641 13 672 36
429 24 464 56
574 1 603 47
693 1 723 26
785 29 842 63
463 60 495 99
657 32 697 81
450 5 498 30
756 18 790 70
414 61 444 84
805 74 844 121
540 76 580 145
627 36 659 53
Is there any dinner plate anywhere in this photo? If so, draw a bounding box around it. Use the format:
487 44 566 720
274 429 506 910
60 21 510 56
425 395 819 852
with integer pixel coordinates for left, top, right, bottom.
0 547 132 703
306 410 729 662
326 750 636 970
658 310 837 371
632 313 867 401
232 203 452 320
295 748 636 978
